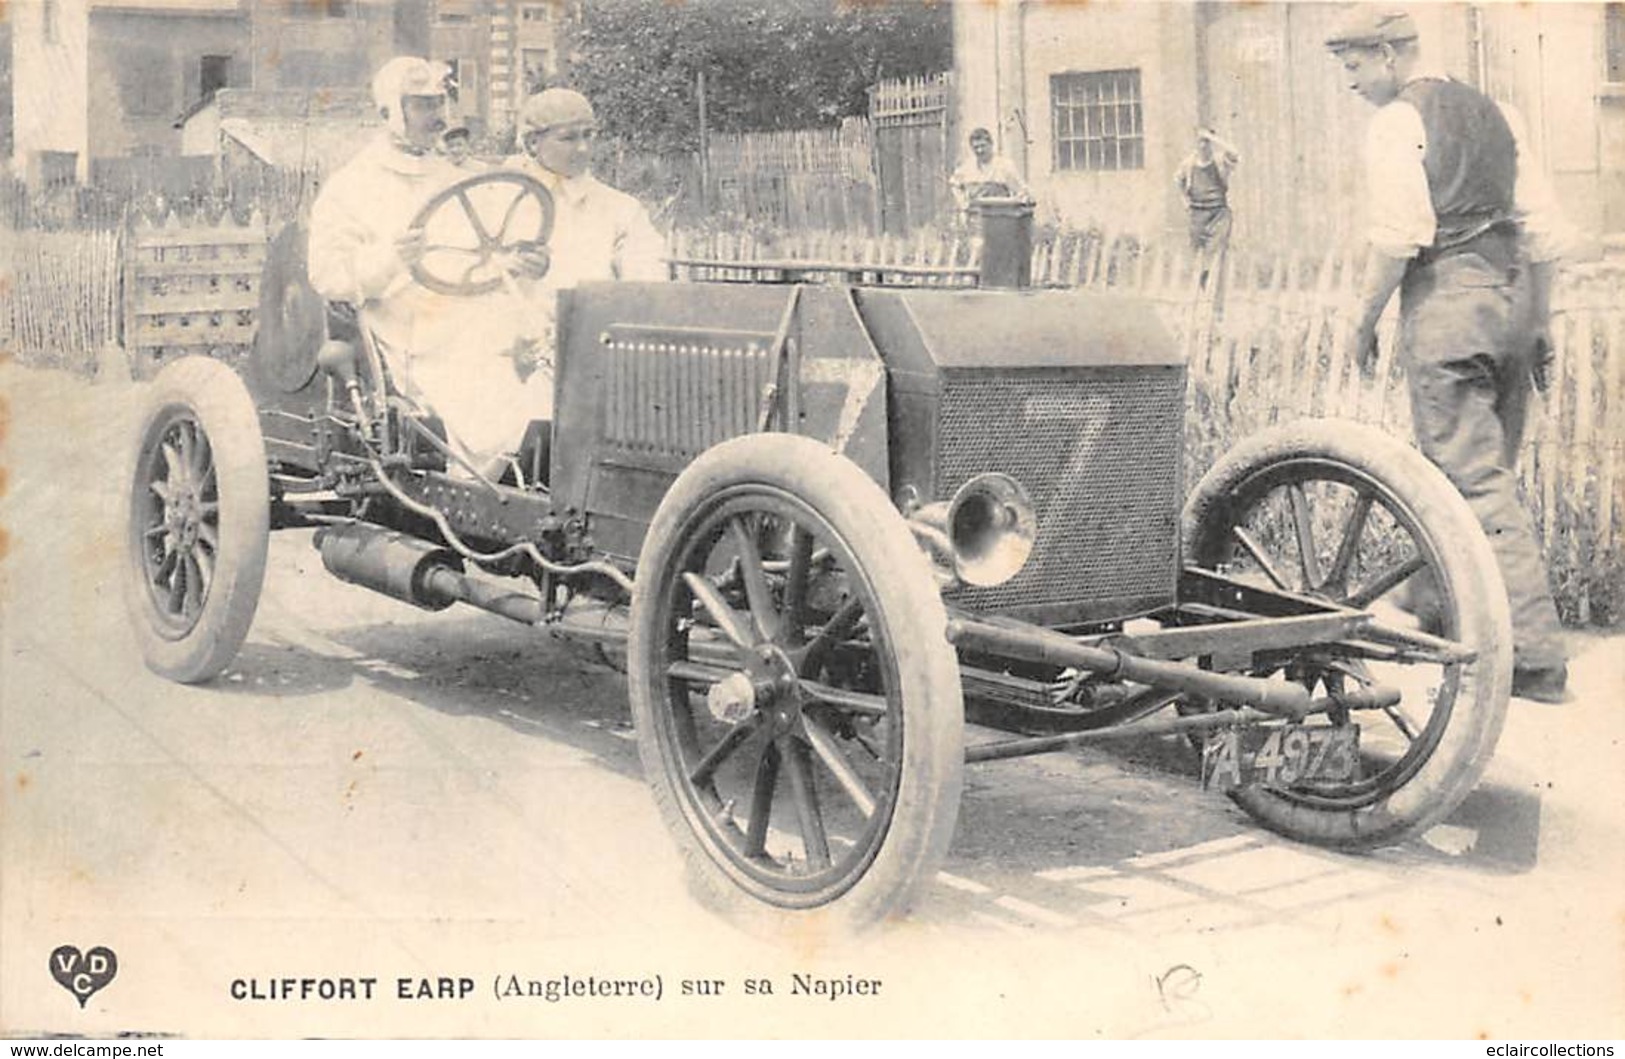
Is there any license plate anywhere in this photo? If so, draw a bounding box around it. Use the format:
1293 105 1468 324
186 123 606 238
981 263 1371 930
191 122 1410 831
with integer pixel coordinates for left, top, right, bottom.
1201 723 1361 791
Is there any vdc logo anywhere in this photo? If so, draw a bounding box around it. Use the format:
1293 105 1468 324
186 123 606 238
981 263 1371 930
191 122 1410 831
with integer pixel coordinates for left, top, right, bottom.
50 945 118 1008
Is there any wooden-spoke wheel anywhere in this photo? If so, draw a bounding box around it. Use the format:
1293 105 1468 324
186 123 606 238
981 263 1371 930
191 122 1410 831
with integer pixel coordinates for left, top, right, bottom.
630 435 962 934
126 357 269 683
1182 419 1511 849
408 171 554 296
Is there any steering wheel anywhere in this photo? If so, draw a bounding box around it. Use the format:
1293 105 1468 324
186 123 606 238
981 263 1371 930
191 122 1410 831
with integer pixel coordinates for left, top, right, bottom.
407 171 555 297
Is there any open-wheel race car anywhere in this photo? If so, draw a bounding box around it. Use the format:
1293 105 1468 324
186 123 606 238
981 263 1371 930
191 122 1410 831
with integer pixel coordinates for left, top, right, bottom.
124 173 1513 935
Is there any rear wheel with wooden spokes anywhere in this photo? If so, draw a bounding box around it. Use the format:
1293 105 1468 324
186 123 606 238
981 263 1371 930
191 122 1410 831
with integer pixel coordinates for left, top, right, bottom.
1182 419 1512 849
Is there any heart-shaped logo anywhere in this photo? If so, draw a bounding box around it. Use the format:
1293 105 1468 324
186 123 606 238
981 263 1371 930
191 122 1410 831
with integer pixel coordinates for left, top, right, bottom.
49 945 118 1008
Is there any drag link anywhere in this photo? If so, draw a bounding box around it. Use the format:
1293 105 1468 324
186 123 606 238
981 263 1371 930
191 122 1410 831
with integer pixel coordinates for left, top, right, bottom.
946 616 1312 717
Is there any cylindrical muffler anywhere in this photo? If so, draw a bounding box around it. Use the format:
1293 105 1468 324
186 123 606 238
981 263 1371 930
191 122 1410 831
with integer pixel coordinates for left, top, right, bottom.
314 523 462 611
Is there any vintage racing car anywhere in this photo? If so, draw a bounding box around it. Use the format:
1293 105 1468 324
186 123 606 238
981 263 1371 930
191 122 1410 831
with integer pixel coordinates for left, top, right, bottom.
124 173 1512 934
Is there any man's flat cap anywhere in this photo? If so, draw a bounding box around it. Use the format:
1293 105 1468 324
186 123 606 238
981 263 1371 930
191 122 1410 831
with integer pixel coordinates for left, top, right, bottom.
520 88 596 133
1324 9 1418 50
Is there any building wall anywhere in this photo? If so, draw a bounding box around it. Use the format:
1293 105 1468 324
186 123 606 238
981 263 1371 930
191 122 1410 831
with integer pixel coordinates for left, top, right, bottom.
430 0 492 132
951 2 1003 160
1202 2 1375 252
250 0 395 93
1478 2 1621 243
1204 2 1613 253
426 0 566 141
1020 2 1199 233
488 0 563 134
12 0 92 182
954 1 1199 235
87 9 247 158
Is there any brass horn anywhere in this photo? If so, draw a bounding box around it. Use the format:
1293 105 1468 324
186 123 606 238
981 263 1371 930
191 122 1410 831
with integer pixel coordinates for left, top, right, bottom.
909 473 1036 588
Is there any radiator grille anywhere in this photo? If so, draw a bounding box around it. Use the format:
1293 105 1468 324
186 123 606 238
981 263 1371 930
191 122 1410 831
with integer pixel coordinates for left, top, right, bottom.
939 367 1184 613
602 325 776 458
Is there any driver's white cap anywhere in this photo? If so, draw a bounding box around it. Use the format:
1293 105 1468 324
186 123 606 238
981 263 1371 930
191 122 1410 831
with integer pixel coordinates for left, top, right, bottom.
371 56 449 112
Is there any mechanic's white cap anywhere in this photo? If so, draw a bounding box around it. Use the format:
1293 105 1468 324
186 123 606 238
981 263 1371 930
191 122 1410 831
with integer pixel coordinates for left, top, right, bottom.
520 88 596 134
371 56 449 133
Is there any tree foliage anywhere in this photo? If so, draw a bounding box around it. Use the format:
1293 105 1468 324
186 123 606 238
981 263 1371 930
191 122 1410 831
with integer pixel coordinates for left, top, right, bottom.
561 0 952 157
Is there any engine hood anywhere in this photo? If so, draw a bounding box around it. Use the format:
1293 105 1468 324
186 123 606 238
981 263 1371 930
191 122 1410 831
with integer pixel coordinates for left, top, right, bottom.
854 287 1181 386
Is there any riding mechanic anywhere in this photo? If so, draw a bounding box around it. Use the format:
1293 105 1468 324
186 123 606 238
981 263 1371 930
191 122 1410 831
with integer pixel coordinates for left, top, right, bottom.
502 88 667 292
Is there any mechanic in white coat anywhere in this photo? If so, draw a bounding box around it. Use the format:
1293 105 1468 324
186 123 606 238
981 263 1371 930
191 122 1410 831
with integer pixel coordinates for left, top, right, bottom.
308 56 551 472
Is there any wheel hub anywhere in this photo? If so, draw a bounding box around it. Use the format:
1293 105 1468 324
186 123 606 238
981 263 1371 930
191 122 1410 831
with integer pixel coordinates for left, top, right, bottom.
707 643 801 728
706 672 756 724
164 486 203 552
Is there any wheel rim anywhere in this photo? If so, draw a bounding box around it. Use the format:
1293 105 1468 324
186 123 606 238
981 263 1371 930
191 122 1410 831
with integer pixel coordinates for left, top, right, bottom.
647 485 907 908
132 407 221 638
1191 457 1465 808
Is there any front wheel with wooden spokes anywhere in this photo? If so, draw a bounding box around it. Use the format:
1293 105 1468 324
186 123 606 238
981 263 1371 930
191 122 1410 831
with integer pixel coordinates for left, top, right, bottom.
1182 419 1512 850
629 434 963 937
125 357 269 683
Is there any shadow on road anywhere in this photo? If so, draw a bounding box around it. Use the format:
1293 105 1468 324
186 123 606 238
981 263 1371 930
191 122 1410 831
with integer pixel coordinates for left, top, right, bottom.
206 598 1544 940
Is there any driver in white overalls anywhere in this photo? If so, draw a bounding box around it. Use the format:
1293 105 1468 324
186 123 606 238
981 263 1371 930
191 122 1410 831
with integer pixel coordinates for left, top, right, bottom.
308 56 551 473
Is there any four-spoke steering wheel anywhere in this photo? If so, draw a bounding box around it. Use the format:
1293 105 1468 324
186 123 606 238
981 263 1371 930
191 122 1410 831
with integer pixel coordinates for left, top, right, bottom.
407 171 555 297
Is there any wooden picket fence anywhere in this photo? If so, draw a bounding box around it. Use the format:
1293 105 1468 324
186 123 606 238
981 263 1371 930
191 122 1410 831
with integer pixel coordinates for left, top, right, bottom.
124 211 272 378
701 73 953 233
704 119 879 233
674 225 1625 624
868 73 952 125
0 228 123 375
868 73 953 233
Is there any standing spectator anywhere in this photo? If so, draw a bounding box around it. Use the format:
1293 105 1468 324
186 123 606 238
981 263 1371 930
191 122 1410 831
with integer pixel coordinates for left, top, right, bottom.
1326 8 1573 702
949 127 1029 215
1175 125 1240 281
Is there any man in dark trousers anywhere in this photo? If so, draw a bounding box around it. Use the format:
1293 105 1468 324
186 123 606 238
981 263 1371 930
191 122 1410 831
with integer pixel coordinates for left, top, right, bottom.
1328 8 1572 702
1176 126 1240 252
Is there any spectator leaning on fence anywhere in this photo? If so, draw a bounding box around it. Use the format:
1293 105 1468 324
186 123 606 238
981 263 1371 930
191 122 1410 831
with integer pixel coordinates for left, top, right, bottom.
1327 8 1576 703
308 56 551 469
949 127 1030 215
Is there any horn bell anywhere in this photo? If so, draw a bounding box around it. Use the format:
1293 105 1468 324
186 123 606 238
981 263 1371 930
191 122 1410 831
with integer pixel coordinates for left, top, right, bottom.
947 472 1036 587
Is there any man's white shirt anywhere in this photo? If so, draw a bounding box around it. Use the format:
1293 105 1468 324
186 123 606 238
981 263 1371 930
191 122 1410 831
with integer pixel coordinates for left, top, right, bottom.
1362 71 1574 262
